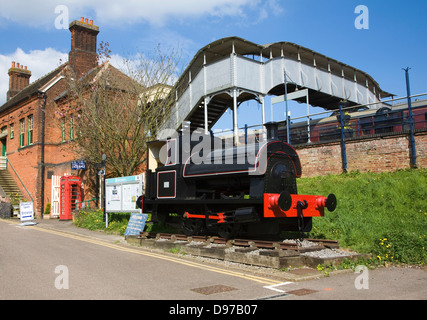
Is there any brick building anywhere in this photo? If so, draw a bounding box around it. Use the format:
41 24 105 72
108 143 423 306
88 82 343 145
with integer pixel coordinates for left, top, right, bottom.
0 17 131 217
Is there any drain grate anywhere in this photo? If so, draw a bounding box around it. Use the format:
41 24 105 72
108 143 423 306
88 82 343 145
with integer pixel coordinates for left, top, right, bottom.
191 284 237 295
287 288 318 296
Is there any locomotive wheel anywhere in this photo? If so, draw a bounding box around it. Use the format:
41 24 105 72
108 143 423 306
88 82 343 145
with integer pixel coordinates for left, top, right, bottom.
182 218 204 236
217 223 241 239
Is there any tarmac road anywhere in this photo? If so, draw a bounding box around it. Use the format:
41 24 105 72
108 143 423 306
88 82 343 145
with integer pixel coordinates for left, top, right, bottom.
0 218 425 304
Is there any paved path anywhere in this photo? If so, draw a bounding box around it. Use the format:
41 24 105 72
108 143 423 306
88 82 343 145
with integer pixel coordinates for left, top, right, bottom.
1 218 425 304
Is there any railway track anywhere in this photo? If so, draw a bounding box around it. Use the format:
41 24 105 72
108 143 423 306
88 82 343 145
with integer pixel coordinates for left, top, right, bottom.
130 232 368 269
138 232 339 252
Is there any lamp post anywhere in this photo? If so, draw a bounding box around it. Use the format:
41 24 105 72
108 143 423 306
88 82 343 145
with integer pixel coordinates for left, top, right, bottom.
100 153 107 227
338 100 349 173
403 68 417 168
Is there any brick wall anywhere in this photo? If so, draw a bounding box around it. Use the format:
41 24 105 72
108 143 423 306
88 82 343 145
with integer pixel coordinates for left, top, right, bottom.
0 18 102 217
295 131 427 177
1 96 41 205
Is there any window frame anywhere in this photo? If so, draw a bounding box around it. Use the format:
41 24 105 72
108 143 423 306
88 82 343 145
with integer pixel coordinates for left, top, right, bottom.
27 115 33 145
10 123 14 139
19 118 25 148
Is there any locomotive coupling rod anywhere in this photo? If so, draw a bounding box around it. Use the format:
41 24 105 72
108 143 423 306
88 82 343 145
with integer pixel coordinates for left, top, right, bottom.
184 212 226 224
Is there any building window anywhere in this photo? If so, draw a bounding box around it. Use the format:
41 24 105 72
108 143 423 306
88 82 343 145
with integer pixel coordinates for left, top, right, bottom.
69 117 74 140
10 123 14 139
61 118 66 142
27 115 33 145
19 119 25 147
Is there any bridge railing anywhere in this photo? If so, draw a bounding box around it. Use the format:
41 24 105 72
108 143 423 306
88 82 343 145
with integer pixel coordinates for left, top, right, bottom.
210 94 427 148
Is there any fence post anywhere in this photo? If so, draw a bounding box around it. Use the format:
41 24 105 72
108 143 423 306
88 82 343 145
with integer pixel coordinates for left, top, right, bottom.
403 68 417 168
339 101 348 173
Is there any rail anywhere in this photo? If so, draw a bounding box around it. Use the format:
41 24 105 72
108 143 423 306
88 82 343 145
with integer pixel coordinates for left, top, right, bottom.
211 93 427 145
75 197 98 210
0 156 6 169
3 157 34 203
138 232 340 252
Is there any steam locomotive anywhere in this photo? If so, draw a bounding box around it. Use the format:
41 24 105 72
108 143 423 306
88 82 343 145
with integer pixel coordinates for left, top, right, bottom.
138 122 336 238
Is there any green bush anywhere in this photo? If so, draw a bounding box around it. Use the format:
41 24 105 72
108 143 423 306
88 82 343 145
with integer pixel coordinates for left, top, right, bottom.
44 203 51 216
73 208 132 235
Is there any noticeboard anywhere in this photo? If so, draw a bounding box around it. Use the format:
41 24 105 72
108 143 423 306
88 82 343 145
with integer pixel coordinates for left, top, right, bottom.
124 213 148 236
106 174 144 213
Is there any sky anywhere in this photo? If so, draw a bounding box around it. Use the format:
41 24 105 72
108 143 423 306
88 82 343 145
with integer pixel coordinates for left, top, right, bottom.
0 0 426 131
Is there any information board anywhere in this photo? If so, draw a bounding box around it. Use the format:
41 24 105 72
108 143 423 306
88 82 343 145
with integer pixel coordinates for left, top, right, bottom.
71 160 86 170
106 174 144 213
124 213 148 236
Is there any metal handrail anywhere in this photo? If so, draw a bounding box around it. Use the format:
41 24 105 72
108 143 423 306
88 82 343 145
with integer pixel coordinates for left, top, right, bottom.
0 156 6 170
4 157 34 203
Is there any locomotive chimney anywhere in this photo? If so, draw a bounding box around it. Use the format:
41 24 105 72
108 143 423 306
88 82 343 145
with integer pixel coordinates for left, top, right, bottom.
264 122 279 140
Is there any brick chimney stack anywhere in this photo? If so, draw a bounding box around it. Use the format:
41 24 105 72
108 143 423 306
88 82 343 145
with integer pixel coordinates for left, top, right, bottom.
68 17 99 77
7 61 31 100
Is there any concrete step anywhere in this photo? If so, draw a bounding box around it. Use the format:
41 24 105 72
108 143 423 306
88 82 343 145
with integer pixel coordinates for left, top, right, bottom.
0 170 24 200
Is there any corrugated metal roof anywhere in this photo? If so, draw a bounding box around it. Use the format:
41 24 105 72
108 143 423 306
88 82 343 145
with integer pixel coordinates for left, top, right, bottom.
178 36 392 99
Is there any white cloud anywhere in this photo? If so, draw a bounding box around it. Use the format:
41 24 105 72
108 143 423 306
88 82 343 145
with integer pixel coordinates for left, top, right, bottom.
0 48 68 105
0 0 278 27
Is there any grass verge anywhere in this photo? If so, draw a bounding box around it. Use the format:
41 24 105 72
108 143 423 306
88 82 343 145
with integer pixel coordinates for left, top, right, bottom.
300 169 426 265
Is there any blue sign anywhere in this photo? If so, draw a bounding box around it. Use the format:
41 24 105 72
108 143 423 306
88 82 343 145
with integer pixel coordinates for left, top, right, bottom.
71 160 86 170
124 213 148 236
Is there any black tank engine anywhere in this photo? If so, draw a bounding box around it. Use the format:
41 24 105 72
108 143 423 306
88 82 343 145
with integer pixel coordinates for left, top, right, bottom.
138 122 336 238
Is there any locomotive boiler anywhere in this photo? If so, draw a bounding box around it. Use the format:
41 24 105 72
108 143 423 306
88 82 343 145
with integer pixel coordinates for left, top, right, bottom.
138 122 336 238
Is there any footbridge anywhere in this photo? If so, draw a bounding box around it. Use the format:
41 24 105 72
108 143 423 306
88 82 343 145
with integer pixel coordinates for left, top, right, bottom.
160 37 392 140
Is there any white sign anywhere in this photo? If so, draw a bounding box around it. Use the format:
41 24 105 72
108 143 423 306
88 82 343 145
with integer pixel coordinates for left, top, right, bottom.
20 201 34 222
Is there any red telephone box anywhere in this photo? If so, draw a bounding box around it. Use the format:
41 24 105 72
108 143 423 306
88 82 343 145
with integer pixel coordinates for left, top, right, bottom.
60 176 82 220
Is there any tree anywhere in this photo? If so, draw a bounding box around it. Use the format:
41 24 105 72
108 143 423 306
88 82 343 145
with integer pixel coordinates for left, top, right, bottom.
57 44 181 177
